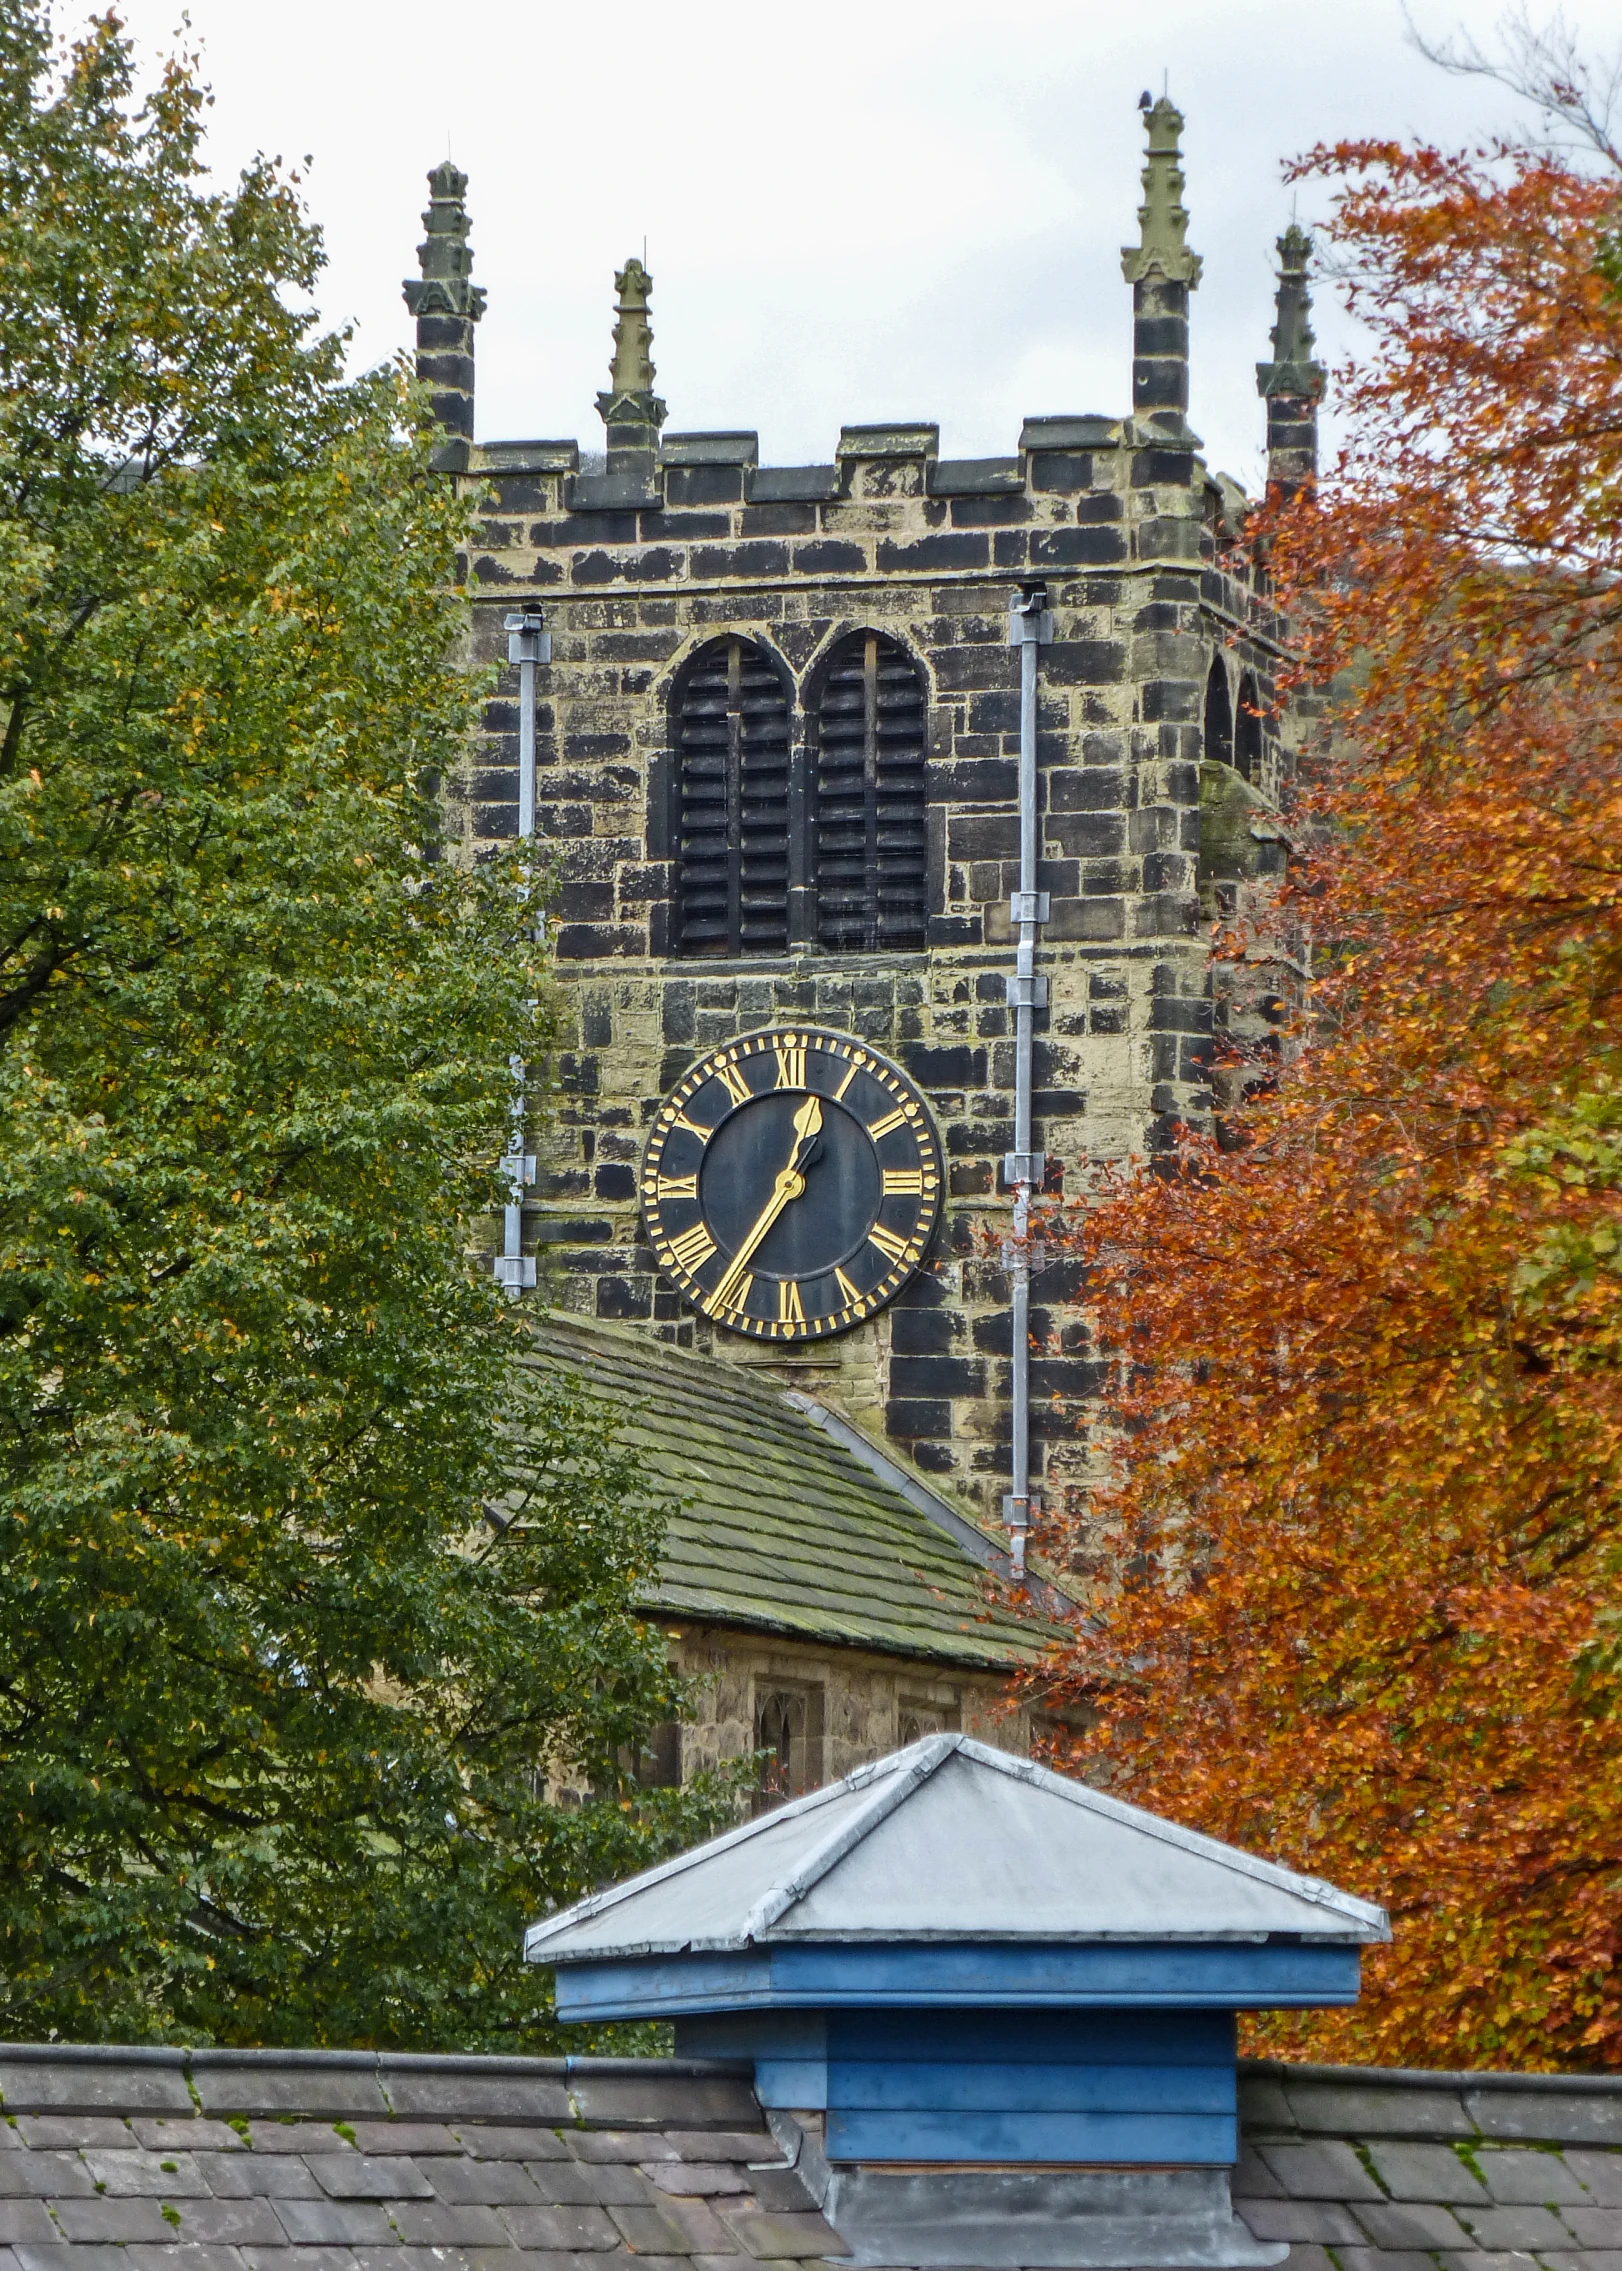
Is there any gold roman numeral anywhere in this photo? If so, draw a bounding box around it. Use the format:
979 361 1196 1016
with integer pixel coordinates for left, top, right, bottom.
667 1222 717 1273
868 1105 908 1139
778 1278 805 1326
833 1062 859 1101
868 1222 911 1265
773 1041 807 1090
714 1060 752 1108
707 1272 752 1317
656 1173 699 1203
834 1266 861 1306
671 1111 709 1138
882 1169 927 1197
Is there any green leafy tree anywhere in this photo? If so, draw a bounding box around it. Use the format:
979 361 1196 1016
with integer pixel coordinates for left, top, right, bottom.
0 2 724 2048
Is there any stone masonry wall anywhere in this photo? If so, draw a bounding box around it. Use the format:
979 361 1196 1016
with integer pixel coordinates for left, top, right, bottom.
453 418 1292 1541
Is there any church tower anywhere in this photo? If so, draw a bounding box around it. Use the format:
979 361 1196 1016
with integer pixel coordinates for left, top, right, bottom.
403 105 1318 1574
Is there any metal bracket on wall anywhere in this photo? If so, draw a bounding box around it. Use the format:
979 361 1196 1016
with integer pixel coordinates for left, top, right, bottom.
492 1255 538 1289
1008 890 1050 924
1005 972 1049 1009
1002 1153 1047 1189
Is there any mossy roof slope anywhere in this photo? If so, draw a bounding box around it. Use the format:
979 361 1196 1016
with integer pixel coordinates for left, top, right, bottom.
521 1313 1055 1672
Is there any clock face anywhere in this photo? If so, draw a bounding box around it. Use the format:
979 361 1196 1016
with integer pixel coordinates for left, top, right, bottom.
642 1027 942 1341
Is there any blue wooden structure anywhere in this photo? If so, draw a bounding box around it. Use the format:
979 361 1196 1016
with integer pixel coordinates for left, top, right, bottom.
528 1737 1388 2267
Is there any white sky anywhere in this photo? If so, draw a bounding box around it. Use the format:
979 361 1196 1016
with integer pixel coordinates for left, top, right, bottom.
103 0 1620 497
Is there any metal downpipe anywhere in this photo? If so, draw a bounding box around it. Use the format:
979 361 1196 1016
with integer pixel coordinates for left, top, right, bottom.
497 606 549 1293
1003 587 1053 1580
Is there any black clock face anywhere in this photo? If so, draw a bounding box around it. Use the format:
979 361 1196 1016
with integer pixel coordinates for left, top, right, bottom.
642 1027 942 1340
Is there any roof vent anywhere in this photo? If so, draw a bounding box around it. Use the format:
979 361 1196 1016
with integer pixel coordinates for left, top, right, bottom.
528 1734 1388 2269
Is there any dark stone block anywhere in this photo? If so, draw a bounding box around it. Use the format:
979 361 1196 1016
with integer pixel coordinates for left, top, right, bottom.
949 494 1033 526
793 538 868 575
1029 451 1092 492
930 758 1018 804
1043 639 1126 686
875 532 990 572
554 923 646 959
1131 446 1197 486
639 509 730 541
691 541 790 580
596 1278 653 1320
926 913 984 947
948 814 1020 861
890 1307 958 1355
968 691 1020 736
912 1441 957 1474
594 1163 637 1201
885 1399 953 1440
1048 812 1124 858
1029 526 1127 568
571 550 620 585
665 464 744 506
742 503 817 536
903 1043 985 1086
1092 1006 1127 1034
1144 850 1192 890
1051 769 1126 812
625 546 683 583
992 530 1032 569
891 1354 987 1399
558 880 614 921
1142 682 1202 725
470 553 516 584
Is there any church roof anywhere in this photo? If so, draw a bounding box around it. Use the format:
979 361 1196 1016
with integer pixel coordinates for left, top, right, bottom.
526 1734 1390 1962
516 1315 1061 1673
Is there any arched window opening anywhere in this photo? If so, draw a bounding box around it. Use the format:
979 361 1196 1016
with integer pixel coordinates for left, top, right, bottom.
753 1685 821 1814
672 635 790 958
1204 657 1234 768
1236 672 1264 785
812 630 928 952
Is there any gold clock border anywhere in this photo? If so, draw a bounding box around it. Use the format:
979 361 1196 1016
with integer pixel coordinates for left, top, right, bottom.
641 1026 943 1342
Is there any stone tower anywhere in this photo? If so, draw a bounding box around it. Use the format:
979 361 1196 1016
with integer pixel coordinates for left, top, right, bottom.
401 112 1320 1554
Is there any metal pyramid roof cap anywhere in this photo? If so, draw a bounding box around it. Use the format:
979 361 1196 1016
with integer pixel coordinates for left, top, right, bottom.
525 1735 1390 1962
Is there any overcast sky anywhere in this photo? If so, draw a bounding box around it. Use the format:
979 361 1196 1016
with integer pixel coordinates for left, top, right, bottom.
104 0 1619 497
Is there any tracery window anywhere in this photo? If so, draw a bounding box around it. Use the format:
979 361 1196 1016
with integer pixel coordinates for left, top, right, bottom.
671 635 791 957
811 631 928 952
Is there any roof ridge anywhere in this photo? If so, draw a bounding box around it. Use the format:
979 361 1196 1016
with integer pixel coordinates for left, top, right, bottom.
739 1735 960 1939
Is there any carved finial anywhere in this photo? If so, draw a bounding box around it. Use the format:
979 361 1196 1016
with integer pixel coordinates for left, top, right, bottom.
1257 223 1325 401
1120 97 1202 289
402 160 486 323
597 257 667 435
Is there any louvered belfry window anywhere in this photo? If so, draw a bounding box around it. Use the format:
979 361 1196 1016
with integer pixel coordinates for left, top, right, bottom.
813 631 928 951
672 636 791 957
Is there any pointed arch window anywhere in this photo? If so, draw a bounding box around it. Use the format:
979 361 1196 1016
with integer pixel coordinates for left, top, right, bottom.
811 630 928 952
1236 671 1264 784
671 635 791 957
1203 657 1234 768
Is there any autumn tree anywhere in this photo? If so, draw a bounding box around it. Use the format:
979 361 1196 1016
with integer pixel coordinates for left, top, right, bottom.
0 2 725 2047
1034 59 1622 2068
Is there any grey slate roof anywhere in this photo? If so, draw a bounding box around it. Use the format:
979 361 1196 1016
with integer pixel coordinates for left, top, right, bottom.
526 1735 1389 1963
0 2045 842 2271
1234 2057 1622 2271
519 1315 1061 1671
4 2046 1622 2271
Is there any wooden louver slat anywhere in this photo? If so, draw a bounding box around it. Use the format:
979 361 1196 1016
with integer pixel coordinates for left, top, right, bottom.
814 630 927 952
673 636 790 957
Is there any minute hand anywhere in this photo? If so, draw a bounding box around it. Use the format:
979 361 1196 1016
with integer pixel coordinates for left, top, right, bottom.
711 1096 823 1310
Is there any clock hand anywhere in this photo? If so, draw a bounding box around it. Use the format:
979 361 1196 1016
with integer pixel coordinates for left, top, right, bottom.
711 1096 824 1309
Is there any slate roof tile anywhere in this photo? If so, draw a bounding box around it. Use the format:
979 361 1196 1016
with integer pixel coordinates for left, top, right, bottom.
1460 2200 1573 2248
1233 2199 1366 2243
1254 2140 1385 2201
1568 2210 1622 2249
173 2197 288 2245
386 2198 508 2247
0 2206 54 2244
123 2247 247 2271
497 2204 621 2252
81 2148 210 2196
239 2247 358 2271
1569 2156 1622 2208
455 2130 569 2164
130 2123 246 2155
198 2153 321 2199
641 2164 749 2198
346 2127 456 2159
308 2157 432 2202
48 2198 176 2243
274 2198 395 2246
522 1314 1056 1671
1364 2139 1488 2202
1348 2200 1472 2249
1478 2144 1590 2203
